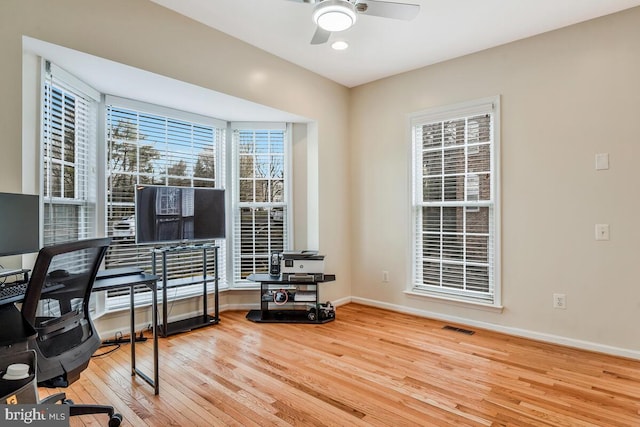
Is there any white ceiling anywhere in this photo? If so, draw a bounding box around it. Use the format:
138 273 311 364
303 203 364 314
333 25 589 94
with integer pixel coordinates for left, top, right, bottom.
150 0 640 88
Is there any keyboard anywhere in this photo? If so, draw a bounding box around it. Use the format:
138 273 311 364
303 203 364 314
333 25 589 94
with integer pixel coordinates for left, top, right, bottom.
0 281 63 306
0 282 28 304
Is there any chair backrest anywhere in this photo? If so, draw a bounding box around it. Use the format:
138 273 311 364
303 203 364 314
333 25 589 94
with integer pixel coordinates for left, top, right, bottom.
21 237 111 387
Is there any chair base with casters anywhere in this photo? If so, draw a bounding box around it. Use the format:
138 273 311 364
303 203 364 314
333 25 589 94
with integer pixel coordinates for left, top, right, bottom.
0 350 123 427
41 394 123 427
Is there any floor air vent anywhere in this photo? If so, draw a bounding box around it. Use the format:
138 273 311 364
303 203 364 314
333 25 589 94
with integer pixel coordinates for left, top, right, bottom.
442 325 475 335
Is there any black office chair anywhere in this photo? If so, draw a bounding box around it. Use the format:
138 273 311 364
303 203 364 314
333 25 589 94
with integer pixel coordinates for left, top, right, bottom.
21 237 122 426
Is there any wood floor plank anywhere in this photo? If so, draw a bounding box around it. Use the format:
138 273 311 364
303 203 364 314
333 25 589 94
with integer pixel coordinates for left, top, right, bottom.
41 303 640 426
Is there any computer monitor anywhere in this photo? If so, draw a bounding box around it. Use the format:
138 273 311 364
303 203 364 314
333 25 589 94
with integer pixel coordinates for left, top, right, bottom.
0 192 40 257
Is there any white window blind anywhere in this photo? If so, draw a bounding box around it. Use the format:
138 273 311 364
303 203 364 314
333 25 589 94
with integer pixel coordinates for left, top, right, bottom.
41 61 99 245
411 97 500 304
232 125 290 282
104 99 226 307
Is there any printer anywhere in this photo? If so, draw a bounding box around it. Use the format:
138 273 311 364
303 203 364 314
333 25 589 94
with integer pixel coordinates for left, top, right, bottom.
281 250 325 281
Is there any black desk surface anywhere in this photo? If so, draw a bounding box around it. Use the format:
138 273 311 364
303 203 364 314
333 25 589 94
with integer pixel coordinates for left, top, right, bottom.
92 272 159 292
247 273 336 284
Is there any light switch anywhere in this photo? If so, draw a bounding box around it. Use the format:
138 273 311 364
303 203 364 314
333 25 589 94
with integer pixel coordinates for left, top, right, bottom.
595 153 609 170
595 224 610 241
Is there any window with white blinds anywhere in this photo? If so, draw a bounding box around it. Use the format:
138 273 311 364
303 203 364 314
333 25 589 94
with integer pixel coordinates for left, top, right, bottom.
232 125 290 282
41 62 99 246
411 97 500 305
104 98 226 308
41 65 293 311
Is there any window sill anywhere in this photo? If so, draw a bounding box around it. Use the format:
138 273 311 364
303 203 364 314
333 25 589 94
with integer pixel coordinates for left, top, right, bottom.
101 279 229 313
404 289 504 313
230 279 261 290
99 280 261 316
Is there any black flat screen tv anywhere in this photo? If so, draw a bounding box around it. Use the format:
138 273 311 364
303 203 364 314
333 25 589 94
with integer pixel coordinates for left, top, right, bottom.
0 192 40 257
135 185 225 245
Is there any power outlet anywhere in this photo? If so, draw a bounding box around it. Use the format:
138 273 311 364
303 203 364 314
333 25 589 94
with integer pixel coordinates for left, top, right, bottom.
553 293 566 309
382 270 389 283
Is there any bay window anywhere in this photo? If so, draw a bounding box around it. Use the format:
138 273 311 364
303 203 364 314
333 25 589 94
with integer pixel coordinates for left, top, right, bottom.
41 62 291 312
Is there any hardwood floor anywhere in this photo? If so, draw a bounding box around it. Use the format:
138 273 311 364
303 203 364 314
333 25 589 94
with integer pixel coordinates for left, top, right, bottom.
45 304 640 426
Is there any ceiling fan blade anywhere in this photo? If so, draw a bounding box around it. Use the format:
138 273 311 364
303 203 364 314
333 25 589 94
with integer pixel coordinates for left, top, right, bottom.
310 26 331 45
356 0 420 20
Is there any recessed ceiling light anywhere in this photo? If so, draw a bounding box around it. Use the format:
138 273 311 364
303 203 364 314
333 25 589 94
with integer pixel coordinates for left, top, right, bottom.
313 0 357 32
331 41 349 51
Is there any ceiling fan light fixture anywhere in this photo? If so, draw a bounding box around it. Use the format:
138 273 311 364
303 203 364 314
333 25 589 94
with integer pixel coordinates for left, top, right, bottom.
313 0 357 32
331 40 349 50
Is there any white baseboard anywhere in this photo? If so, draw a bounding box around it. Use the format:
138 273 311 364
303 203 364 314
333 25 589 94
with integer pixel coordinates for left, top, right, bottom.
219 302 258 312
351 296 640 361
98 295 638 361
328 296 352 307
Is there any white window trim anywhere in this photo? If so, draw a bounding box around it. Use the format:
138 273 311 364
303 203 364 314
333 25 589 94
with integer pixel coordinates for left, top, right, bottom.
408 96 501 307
230 123 293 287
105 95 227 129
41 60 100 244
104 279 218 312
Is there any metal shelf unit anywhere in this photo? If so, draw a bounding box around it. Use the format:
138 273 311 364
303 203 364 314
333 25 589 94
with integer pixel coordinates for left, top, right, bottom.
246 273 336 324
152 244 219 337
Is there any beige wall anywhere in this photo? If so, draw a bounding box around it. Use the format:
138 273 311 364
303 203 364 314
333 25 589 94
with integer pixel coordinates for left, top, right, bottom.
349 7 640 356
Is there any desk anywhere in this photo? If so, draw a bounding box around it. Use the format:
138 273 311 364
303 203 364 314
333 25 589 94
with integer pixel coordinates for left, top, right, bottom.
93 273 160 395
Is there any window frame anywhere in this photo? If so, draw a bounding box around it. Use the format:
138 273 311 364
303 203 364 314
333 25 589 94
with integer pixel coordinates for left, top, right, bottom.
102 97 228 311
41 61 100 246
409 96 501 307
230 123 293 286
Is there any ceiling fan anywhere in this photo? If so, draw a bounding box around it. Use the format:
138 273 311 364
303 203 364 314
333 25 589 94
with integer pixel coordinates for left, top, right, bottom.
289 0 421 45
